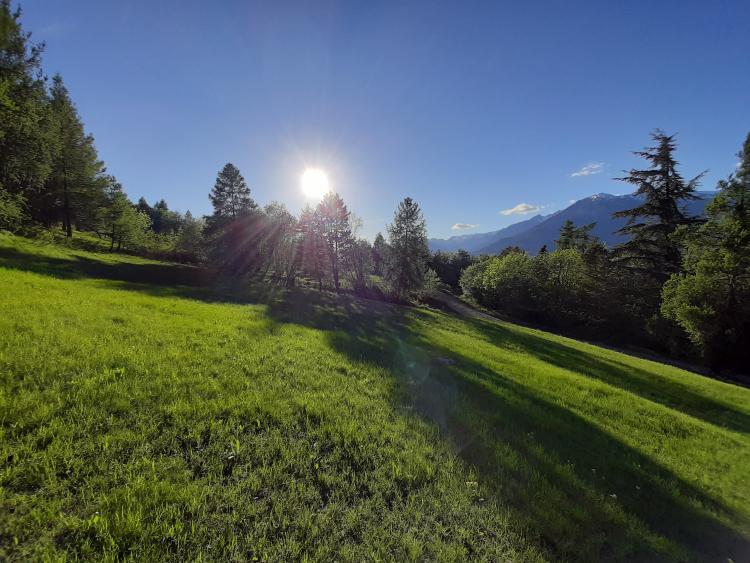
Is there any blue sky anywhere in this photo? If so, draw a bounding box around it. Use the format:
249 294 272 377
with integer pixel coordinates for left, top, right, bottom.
22 0 750 239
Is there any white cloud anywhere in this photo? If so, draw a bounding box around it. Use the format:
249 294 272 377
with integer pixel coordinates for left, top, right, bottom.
569 199 577 204
571 162 604 177
451 223 478 231
499 203 541 216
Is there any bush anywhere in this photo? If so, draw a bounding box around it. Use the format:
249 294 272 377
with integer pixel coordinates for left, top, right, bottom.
414 268 442 300
0 189 26 232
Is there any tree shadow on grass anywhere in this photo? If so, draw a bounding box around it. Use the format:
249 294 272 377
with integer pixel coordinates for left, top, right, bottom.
403 342 750 562
0 246 211 288
237 289 750 561
253 293 750 561
3 244 749 560
463 317 750 435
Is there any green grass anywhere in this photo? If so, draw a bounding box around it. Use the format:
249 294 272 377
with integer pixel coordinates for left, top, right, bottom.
1 233 749 561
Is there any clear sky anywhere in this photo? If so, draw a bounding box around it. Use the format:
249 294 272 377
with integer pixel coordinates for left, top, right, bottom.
21 0 750 239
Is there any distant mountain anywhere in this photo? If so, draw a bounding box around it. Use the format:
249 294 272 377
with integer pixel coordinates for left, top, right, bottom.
428 192 715 256
478 192 714 255
428 214 544 253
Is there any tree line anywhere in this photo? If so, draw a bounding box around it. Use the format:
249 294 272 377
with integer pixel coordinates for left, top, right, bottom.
0 3 437 300
201 163 435 299
457 131 750 373
0 3 202 258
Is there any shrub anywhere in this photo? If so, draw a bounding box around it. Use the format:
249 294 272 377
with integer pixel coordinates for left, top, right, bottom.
0 189 26 232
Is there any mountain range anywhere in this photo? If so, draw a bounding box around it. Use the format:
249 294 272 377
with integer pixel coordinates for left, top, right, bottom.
428 192 715 255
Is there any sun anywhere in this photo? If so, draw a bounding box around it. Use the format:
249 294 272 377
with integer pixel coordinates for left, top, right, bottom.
300 168 330 199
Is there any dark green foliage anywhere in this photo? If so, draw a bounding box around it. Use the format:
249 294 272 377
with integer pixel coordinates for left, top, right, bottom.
46 74 108 236
613 131 703 282
428 249 475 292
95 179 152 251
662 133 750 371
0 0 55 214
205 163 263 274
0 188 24 230
297 204 327 289
386 197 429 298
555 220 597 252
259 201 298 285
175 210 204 259
208 162 256 221
371 231 388 276
498 245 524 257
136 197 183 235
345 237 372 292
316 192 353 291
461 220 684 350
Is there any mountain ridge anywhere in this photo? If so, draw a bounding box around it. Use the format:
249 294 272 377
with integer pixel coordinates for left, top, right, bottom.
429 191 715 255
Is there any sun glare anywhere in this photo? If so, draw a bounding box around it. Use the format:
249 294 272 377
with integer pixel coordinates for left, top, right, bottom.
300 168 330 199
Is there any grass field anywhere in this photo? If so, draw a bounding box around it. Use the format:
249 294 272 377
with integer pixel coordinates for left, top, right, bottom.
1 233 749 561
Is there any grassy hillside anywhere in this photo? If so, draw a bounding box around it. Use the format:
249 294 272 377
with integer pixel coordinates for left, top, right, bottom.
1 233 748 561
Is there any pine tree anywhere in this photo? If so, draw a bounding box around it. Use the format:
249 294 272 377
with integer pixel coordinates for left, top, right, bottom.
371 232 388 275
556 220 597 252
613 131 703 280
176 210 204 257
386 197 429 298
47 74 106 237
208 163 256 220
0 1 56 223
298 204 327 289
316 192 353 291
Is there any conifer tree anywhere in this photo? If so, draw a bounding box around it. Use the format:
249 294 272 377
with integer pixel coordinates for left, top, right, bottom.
372 232 388 275
208 163 256 220
298 204 327 289
613 131 703 280
386 197 429 297
0 1 56 224
662 133 750 370
316 192 353 291
48 74 106 236
556 220 597 252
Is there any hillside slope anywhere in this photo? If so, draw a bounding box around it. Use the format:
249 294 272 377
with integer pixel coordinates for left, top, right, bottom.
479 193 713 254
428 192 714 256
428 215 545 253
1 234 748 561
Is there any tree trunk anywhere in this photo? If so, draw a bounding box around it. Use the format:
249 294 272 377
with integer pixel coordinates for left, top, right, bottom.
62 162 72 238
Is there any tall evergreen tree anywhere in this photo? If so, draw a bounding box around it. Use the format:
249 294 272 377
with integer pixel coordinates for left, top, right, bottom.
613 131 703 280
0 1 55 223
371 232 388 275
556 220 597 252
662 133 750 370
386 197 429 297
316 192 353 291
298 204 327 289
47 74 106 236
208 163 256 220
176 210 204 258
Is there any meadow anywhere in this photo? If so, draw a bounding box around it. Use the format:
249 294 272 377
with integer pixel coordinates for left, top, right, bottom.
1 233 749 561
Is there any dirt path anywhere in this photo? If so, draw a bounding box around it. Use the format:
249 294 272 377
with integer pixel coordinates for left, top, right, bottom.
432 291 500 322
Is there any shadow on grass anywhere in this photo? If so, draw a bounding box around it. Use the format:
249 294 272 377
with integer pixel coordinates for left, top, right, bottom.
3 244 749 561
253 290 750 561
0 246 210 288
408 337 749 561
5 244 745 434
466 317 750 435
